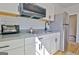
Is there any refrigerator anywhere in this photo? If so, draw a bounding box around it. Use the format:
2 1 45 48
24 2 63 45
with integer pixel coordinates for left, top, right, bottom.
49 12 69 51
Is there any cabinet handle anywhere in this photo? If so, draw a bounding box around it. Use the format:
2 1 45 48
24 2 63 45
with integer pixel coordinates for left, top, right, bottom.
41 44 42 49
39 44 42 50
38 38 43 40
55 38 57 42
39 44 41 50
0 45 9 49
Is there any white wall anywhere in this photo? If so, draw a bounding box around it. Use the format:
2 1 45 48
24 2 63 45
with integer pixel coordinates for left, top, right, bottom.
54 4 65 15
54 4 79 15
0 3 19 14
64 4 79 15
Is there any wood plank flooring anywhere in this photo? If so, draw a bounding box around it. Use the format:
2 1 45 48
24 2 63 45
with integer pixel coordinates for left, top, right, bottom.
54 41 79 55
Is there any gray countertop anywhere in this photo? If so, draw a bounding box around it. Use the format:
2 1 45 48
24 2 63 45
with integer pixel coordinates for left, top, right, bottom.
0 32 34 42
0 30 59 42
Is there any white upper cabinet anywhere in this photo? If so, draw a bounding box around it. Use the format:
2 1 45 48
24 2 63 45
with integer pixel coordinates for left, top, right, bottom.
0 3 19 14
46 5 54 21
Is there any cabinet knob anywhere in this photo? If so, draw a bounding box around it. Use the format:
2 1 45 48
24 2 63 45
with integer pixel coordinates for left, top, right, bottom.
38 38 43 40
39 44 41 50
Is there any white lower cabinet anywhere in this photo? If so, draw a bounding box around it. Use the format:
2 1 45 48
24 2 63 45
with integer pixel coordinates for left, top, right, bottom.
25 37 47 55
50 33 58 54
38 33 60 55
56 33 60 51
0 39 24 55
25 37 50 55
50 33 60 54
25 45 35 55
39 35 51 54
0 32 60 55
38 35 51 55
35 37 45 55
25 37 36 55
3 46 24 55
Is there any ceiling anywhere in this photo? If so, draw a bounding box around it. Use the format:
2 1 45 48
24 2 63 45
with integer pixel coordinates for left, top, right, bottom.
54 3 79 8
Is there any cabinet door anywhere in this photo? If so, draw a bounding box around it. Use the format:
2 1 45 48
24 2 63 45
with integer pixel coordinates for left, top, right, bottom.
49 33 56 54
45 5 54 21
44 47 50 55
35 37 45 55
25 37 35 45
35 37 41 53
25 45 35 55
55 33 60 50
0 39 24 52
39 34 51 54
50 33 60 54
44 36 51 53
25 37 35 55
4 46 24 55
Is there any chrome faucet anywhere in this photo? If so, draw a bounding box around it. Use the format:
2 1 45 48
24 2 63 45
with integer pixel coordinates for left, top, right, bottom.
44 20 49 32
44 21 47 31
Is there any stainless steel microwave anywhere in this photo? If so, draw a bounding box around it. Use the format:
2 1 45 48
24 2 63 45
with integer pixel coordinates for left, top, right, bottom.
1 25 20 35
19 3 46 19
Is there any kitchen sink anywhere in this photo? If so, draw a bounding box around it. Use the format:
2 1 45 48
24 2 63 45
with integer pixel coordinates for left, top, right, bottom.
25 29 52 35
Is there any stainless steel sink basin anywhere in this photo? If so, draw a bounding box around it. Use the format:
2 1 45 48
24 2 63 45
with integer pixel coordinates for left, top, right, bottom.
26 29 52 34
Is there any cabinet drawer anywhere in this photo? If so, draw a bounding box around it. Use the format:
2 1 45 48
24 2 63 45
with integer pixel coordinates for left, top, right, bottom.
3 46 24 55
0 39 24 51
25 50 35 55
25 37 35 45
38 35 48 39
25 46 35 55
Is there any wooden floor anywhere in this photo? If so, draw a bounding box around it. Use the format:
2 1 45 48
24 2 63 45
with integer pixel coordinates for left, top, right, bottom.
54 50 64 55
54 41 79 55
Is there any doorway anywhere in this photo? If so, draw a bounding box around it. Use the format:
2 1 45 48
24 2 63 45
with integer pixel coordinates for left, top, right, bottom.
69 14 77 42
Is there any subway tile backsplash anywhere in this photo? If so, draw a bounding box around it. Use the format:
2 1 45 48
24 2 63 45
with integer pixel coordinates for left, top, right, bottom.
0 16 45 33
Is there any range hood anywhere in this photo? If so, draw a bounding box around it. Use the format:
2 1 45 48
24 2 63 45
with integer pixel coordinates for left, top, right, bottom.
18 3 46 19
